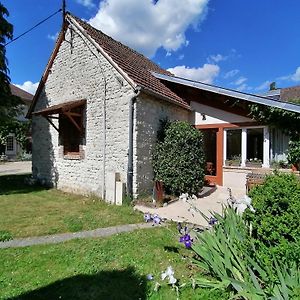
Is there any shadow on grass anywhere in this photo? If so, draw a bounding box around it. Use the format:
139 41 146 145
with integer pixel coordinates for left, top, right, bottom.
7 267 147 300
0 174 48 195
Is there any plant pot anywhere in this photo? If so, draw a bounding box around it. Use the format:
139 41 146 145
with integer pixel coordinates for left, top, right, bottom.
291 163 300 171
225 160 241 167
246 162 262 168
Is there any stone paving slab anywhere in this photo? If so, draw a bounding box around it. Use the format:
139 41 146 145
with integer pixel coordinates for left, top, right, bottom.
0 223 158 249
135 186 246 226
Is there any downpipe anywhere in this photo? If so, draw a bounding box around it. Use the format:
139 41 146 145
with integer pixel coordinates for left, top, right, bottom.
127 88 141 198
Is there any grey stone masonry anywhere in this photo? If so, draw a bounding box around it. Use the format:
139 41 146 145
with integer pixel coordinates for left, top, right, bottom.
32 24 135 197
32 22 189 199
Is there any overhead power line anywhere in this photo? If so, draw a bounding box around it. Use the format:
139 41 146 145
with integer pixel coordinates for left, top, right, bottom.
5 8 62 47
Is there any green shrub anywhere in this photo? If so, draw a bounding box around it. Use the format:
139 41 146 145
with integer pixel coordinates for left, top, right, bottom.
152 120 205 195
287 138 300 168
0 230 13 242
244 172 300 265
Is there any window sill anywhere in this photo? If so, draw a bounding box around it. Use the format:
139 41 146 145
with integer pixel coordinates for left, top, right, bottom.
63 153 82 160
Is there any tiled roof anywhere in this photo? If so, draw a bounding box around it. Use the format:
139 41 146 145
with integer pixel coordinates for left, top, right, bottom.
10 84 33 102
69 14 190 109
280 85 300 102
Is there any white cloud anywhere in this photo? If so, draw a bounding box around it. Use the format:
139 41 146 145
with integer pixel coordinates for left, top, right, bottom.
224 69 239 79
255 80 272 91
236 83 248 92
178 54 185 60
233 76 247 86
89 0 209 57
167 63 220 84
208 54 227 63
277 66 300 82
291 66 300 81
47 32 58 41
15 81 39 95
76 0 95 9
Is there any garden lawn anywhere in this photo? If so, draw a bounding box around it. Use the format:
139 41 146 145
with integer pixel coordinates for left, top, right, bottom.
0 227 227 300
0 174 142 239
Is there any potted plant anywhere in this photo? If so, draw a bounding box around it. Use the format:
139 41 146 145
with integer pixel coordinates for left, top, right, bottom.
225 155 241 167
287 139 300 171
246 158 262 168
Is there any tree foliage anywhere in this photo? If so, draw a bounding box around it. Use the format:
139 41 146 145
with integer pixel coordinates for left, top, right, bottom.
0 120 31 150
153 120 205 195
0 3 22 123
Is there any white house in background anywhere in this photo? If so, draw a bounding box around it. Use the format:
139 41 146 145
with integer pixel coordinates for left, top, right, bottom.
27 13 300 202
0 85 33 160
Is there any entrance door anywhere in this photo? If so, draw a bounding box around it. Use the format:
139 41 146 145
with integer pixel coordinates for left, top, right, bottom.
201 128 223 186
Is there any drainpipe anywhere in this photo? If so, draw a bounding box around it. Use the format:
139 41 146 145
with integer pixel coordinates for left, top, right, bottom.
127 88 141 198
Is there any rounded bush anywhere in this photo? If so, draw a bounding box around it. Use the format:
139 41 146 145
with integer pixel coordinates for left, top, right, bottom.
152 120 205 195
244 172 300 264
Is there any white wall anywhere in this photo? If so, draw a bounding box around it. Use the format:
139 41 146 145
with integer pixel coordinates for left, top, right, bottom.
191 101 254 125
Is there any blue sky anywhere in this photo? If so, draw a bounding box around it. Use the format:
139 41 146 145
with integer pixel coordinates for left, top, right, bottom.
3 0 300 95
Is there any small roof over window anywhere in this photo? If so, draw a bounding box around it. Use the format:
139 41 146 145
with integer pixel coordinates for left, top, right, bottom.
32 99 86 116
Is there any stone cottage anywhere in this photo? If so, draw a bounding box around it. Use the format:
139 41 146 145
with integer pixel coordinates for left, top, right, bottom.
28 13 300 203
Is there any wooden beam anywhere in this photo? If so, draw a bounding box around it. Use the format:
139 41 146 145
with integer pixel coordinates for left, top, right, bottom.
46 117 59 132
65 112 82 132
64 111 81 117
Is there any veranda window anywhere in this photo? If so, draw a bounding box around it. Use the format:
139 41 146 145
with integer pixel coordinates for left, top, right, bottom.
224 127 269 168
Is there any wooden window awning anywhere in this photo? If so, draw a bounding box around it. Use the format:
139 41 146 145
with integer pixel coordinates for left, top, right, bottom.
32 99 86 133
32 99 86 117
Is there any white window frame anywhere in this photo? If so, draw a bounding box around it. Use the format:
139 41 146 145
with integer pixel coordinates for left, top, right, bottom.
224 126 270 168
6 134 16 155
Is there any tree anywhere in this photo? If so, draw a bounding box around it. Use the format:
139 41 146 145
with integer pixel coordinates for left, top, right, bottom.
153 120 205 195
0 3 21 122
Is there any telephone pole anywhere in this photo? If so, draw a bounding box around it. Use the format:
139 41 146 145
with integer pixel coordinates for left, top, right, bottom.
62 0 66 26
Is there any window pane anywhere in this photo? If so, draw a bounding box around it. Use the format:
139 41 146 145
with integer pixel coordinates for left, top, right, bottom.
6 136 14 151
202 129 217 176
247 128 263 162
226 129 241 166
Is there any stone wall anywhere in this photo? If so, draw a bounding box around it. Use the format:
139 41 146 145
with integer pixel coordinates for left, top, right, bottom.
134 94 189 195
32 24 135 197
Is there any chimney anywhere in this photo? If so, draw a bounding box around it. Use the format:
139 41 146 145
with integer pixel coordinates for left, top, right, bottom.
270 82 276 91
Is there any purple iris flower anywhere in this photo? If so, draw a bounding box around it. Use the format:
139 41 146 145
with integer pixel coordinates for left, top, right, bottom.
184 234 191 241
177 222 182 234
153 214 161 224
208 217 218 226
179 234 193 248
144 213 152 222
184 240 192 248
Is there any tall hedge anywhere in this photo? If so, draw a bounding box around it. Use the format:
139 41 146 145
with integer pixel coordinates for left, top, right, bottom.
152 120 205 195
244 173 300 265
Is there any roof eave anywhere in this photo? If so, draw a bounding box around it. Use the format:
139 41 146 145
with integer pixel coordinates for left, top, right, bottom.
153 72 300 114
139 86 191 111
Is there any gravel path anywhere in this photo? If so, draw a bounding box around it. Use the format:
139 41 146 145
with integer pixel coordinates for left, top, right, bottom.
0 223 159 249
0 161 32 175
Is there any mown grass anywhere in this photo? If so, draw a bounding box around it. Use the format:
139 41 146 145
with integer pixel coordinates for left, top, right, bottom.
0 226 227 300
0 174 142 238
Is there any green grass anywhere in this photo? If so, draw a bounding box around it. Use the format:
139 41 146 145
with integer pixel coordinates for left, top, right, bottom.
0 227 227 300
0 174 142 238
